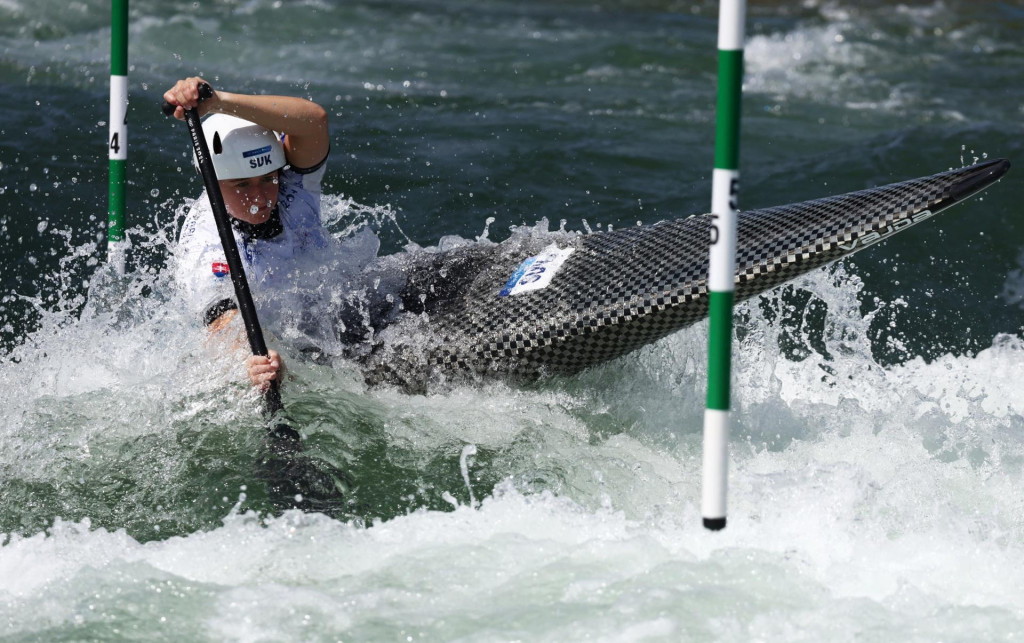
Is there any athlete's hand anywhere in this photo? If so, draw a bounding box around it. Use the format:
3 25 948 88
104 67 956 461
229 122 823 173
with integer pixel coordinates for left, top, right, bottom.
246 350 285 392
162 77 220 121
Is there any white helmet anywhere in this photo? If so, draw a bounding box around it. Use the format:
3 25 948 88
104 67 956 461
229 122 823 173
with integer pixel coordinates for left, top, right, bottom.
194 113 286 180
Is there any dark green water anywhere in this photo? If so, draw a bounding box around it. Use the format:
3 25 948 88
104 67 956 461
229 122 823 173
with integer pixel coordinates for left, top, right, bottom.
2 1 1024 640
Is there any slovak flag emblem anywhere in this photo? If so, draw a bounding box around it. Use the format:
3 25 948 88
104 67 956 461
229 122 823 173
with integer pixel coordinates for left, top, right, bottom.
211 261 229 277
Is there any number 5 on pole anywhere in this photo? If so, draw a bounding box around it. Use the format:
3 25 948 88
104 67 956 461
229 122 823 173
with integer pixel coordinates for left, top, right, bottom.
702 0 746 531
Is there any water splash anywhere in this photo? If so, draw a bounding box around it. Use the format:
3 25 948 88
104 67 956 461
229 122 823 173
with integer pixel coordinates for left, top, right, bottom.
460 444 478 508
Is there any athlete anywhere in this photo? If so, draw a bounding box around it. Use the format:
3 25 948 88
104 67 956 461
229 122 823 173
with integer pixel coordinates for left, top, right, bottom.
164 77 330 391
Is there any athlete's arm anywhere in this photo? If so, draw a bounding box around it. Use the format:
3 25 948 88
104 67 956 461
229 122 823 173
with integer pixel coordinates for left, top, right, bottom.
163 77 329 169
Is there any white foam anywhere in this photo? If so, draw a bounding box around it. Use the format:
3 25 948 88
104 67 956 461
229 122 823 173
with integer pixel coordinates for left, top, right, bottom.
745 22 879 106
5 458 1024 639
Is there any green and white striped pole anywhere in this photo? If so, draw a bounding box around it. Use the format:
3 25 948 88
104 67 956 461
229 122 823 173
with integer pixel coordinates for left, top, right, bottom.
108 0 128 272
702 0 745 532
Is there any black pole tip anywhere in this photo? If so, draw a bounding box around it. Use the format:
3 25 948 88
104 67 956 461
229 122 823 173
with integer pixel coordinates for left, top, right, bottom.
703 517 727 531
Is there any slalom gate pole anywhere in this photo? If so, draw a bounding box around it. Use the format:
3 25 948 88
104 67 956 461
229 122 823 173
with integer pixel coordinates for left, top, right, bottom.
702 0 746 532
108 0 128 273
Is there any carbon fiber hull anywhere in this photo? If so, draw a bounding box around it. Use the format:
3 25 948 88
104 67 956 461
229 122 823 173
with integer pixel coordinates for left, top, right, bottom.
361 159 1010 389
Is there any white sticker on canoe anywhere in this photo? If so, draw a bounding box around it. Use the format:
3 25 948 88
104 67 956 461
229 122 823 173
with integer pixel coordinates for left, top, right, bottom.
499 244 574 297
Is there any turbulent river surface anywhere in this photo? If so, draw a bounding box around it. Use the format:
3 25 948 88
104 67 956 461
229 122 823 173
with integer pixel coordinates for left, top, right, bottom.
2 0 1023 640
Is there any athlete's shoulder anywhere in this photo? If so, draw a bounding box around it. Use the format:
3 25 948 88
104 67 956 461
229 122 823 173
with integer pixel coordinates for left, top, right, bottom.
282 147 329 193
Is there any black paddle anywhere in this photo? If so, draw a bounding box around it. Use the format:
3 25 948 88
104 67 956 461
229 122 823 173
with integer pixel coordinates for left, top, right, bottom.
163 83 345 511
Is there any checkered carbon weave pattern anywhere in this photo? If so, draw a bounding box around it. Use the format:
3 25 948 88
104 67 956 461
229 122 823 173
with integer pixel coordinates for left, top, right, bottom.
361 160 1007 388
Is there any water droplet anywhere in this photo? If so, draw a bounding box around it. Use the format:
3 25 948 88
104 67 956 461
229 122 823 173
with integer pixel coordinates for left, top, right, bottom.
29 183 37 192
37 221 48 233
249 204 259 215
150 188 160 197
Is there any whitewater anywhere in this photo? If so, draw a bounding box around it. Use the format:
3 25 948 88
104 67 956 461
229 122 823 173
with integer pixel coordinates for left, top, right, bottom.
2 0 1023 640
